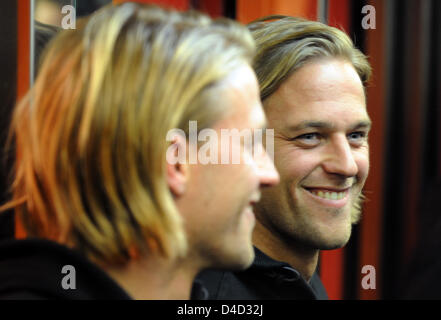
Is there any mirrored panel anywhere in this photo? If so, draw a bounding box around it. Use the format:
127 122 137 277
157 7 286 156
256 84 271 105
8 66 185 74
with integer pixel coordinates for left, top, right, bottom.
32 0 112 81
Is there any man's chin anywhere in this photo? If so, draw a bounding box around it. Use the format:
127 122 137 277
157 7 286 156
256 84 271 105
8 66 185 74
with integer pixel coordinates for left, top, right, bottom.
207 247 254 271
319 242 349 251
233 251 255 270
316 233 352 250
299 228 352 251
226 250 255 271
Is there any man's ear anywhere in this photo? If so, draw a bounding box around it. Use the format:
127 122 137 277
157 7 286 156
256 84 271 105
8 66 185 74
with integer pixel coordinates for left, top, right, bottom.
166 133 188 197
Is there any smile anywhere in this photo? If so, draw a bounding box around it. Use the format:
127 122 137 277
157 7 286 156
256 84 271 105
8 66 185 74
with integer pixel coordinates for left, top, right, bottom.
302 187 350 208
309 189 347 200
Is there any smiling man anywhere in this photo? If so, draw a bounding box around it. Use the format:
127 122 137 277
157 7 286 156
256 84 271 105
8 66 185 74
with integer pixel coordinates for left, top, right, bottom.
196 16 372 300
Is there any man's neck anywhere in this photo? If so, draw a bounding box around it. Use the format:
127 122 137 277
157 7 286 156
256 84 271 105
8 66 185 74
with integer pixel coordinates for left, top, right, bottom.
102 255 199 300
252 220 319 282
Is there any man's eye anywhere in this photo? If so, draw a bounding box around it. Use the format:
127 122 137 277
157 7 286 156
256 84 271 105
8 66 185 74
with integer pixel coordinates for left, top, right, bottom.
348 131 367 144
293 133 321 146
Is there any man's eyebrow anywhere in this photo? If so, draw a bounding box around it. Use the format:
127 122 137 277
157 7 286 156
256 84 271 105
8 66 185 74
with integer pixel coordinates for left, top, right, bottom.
287 120 372 132
287 121 334 132
351 120 372 130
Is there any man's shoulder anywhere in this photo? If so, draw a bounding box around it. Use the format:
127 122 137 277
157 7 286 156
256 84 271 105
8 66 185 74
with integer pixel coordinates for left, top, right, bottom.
195 248 328 300
0 238 131 300
0 210 14 241
196 268 265 300
309 271 329 300
195 269 230 299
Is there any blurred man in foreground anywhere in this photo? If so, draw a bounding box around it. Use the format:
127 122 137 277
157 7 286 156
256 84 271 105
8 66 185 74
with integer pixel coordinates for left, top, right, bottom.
0 3 278 299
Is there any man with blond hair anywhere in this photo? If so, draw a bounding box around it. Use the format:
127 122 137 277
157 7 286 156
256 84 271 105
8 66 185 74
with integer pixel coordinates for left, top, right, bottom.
197 16 372 300
0 3 278 299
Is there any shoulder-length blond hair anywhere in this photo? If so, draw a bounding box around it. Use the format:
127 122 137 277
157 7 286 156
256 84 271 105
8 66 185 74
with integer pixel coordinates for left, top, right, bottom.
2 3 254 265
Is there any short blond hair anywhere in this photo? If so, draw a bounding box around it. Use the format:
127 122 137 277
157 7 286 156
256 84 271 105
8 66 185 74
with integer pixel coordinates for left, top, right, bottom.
2 3 254 265
248 15 371 101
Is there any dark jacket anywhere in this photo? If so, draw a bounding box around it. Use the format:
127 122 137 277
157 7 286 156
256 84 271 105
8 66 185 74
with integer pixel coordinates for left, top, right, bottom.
0 210 14 241
195 247 328 300
0 238 132 299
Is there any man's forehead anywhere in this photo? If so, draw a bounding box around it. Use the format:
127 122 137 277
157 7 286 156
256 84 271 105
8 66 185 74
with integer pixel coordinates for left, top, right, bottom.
217 97 266 129
212 68 265 130
264 92 370 133
277 105 371 129
263 61 368 126
278 60 365 102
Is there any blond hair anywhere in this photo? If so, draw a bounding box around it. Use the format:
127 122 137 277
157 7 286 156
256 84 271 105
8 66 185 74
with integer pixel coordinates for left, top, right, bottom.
248 15 371 101
2 3 254 265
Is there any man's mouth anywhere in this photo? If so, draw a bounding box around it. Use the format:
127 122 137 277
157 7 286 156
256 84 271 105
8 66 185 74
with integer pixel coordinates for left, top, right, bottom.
303 187 350 201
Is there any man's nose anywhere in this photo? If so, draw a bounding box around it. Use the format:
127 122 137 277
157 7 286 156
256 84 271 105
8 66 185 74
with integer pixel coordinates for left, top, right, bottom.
322 135 358 177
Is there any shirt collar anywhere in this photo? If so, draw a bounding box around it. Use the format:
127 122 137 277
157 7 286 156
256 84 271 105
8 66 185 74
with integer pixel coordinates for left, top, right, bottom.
190 279 209 300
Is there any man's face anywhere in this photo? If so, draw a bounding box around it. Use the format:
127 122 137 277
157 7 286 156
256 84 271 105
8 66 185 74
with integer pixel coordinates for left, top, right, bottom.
255 59 371 250
184 65 279 270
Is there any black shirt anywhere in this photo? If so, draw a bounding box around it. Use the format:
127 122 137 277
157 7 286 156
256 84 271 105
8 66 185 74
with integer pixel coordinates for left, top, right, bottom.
0 210 14 241
0 238 210 300
195 247 328 300
0 238 132 299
